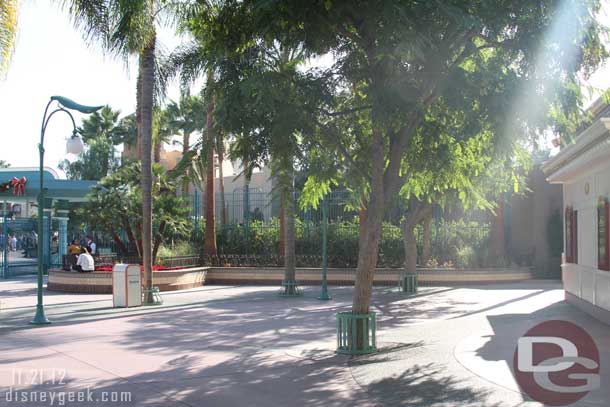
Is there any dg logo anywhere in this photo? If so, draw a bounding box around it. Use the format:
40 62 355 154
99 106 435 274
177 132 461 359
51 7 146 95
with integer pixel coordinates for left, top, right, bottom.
513 320 601 406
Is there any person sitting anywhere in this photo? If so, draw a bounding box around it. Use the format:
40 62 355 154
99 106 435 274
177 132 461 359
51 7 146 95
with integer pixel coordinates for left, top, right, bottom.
67 239 81 270
73 247 95 273
68 239 81 255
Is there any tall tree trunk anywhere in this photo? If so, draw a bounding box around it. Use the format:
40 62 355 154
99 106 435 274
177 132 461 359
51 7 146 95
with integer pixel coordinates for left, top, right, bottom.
402 220 418 274
283 183 296 292
358 202 367 248
110 233 129 255
421 212 432 266
203 71 217 256
279 198 285 262
401 201 432 273
140 35 156 303
217 138 227 225
152 220 166 265
136 68 143 161
122 216 140 259
181 130 191 197
153 136 162 164
352 130 385 315
491 199 506 259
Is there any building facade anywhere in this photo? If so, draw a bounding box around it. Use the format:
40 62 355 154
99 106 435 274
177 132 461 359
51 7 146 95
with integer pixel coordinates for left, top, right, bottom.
543 110 610 324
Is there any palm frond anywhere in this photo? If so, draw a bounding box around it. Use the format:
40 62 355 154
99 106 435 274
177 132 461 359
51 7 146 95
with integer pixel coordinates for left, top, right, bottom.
0 0 19 78
61 0 110 50
166 41 208 87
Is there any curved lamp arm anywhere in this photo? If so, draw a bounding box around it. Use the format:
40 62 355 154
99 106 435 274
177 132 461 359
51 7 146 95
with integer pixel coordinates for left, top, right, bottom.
51 95 104 114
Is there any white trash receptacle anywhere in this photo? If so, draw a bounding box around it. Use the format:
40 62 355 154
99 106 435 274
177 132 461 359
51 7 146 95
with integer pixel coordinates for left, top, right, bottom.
112 264 142 307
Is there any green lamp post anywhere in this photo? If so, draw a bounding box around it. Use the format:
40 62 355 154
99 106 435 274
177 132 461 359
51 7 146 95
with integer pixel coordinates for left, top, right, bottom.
31 96 103 325
318 197 331 301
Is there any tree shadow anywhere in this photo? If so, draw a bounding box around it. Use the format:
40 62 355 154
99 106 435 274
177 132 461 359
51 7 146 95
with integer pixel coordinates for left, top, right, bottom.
364 363 501 407
4 351 374 407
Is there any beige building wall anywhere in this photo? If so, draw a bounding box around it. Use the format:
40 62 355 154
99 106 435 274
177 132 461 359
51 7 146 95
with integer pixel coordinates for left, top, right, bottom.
508 168 563 271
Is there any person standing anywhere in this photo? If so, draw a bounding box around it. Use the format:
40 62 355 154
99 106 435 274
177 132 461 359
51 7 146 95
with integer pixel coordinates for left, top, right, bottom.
85 235 97 256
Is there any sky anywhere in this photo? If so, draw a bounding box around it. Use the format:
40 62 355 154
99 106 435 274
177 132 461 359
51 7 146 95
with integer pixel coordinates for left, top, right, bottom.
0 0 183 176
1 1 610 178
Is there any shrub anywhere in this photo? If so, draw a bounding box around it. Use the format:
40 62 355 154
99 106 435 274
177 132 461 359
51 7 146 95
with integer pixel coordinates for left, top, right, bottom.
157 241 198 259
165 217 493 268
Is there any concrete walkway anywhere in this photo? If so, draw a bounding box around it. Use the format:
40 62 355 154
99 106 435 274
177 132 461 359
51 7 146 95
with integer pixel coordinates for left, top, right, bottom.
0 277 608 406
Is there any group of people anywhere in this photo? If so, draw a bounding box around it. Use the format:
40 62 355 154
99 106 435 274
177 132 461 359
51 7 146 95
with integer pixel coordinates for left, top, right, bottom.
67 235 96 272
1 231 37 257
6 234 17 251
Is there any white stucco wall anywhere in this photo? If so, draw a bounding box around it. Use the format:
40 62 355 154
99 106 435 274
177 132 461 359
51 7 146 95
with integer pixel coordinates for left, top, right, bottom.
562 162 610 312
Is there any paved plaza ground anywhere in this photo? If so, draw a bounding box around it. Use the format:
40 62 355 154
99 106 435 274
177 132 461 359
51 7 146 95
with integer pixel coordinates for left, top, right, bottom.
0 277 608 406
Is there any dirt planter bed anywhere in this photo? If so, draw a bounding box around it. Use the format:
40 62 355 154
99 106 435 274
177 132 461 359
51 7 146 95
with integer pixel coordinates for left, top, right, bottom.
47 267 208 294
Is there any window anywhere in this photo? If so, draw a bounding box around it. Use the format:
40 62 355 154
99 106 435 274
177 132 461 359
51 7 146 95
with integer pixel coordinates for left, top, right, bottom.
599 198 609 270
565 206 578 264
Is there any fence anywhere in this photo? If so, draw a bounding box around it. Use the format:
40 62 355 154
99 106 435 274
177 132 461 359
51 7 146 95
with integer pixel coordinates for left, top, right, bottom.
0 216 63 278
189 188 367 225
88 188 492 268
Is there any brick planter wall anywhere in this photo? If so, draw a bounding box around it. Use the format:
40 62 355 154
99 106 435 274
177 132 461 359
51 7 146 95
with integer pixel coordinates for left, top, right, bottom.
47 267 208 294
205 267 533 285
47 266 533 294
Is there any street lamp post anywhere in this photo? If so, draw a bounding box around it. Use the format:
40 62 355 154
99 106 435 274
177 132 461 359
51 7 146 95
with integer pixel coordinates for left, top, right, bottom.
31 96 103 325
318 197 331 301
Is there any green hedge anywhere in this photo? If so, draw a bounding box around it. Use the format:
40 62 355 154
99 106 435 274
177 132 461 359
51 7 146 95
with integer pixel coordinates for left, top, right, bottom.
189 218 491 268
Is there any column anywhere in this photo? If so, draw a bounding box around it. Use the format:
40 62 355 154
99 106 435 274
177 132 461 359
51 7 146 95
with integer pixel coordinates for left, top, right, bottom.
55 209 69 268
42 209 52 273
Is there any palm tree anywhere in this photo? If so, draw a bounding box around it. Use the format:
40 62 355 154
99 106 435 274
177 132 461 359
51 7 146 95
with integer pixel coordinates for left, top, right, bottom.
165 2 222 256
0 0 19 78
153 106 175 164
0 0 18 77
203 69 217 255
165 91 205 195
65 0 174 302
216 128 227 225
59 105 129 180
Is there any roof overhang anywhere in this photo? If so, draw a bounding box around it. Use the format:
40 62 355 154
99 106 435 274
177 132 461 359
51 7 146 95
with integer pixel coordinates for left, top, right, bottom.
542 118 610 184
0 168 97 202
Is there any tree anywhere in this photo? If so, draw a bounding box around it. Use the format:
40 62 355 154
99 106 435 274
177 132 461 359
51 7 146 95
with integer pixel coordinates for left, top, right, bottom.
165 92 205 196
80 163 190 263
216 128 227 225
420 212 432 266
205 1 607 350
0 160 9 168
65 0 178 302
0 0 18 78
153 106 173 164
203 69 217 255
168 5 228 257
211 42 312 294
59 106 135 180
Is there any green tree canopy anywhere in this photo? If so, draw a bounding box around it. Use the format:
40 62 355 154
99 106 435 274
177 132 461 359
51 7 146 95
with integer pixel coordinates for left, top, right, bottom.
79 162 190 263
197 1 608 324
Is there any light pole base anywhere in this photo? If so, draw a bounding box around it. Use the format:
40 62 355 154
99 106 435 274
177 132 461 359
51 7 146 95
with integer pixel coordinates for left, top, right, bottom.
318 288 331 301
30 305 51 325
